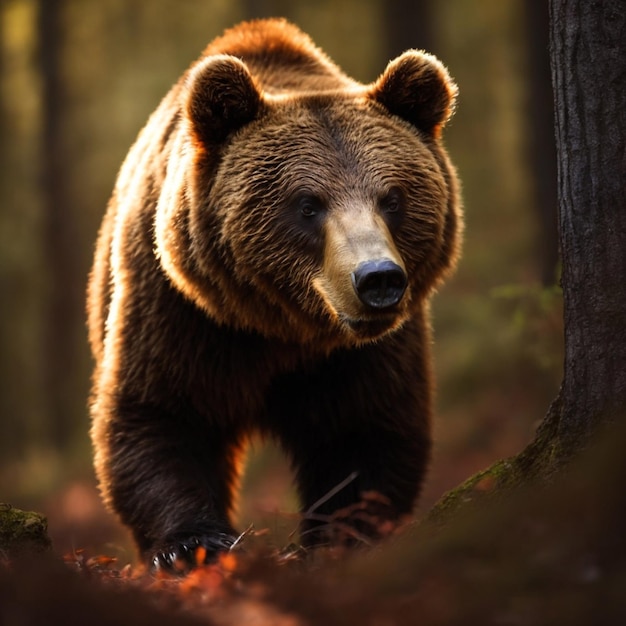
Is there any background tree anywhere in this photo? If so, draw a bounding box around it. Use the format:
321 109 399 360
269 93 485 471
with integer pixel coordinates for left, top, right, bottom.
241 0 294 20
38 0 79 450
381 0 436 61
0 0 49 464
523 2 558 286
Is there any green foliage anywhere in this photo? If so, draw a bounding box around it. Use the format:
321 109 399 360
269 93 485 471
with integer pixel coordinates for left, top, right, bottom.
490 281 563 372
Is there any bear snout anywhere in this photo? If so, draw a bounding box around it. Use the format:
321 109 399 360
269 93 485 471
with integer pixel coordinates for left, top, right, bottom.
351 258 407 310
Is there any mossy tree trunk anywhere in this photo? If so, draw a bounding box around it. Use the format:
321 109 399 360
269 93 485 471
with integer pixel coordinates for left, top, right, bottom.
429 0 626 520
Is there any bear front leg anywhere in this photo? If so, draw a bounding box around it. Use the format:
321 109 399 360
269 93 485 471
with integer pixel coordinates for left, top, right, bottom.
287 425 430 548
267 325 432 549
94 397 243 573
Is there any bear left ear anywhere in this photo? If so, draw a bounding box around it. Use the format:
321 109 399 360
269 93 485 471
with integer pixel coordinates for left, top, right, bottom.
186 55 262 147
369 51 457 137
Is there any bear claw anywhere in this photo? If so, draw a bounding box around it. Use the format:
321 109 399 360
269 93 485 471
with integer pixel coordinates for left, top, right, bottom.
151 532 236 574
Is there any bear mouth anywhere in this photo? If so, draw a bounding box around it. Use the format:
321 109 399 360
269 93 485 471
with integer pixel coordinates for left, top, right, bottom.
340 312 403 340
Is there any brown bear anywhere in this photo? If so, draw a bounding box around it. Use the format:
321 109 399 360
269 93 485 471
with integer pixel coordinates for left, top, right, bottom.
87 18 461 571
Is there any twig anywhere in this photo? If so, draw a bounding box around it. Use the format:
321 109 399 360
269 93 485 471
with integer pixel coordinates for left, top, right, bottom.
305 471 359 516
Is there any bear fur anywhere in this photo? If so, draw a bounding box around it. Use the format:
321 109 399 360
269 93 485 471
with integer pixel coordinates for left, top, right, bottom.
87 18 461 570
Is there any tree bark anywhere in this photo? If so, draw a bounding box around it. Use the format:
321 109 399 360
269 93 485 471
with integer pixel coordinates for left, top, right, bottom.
241 0 295 20
547 0 626 450
381 0 436 61
524 2 559 286
38 0 80 449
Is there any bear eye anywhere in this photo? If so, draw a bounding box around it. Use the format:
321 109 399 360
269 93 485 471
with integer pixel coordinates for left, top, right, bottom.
380 187 404 214
295 193 325 218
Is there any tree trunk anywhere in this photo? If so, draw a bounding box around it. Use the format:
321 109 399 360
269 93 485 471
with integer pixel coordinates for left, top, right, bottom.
487 0 626 471
485 0 626 470
241 0 294 20
381 0 436 61
523 1 559 286
38 0 80 449
544 0 626 452
428 0 626 521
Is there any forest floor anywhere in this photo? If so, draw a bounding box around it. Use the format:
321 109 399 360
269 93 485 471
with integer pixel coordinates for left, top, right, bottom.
2 425 626 626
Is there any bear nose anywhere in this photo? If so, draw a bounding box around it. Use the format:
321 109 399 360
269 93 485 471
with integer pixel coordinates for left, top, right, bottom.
351 259 407 309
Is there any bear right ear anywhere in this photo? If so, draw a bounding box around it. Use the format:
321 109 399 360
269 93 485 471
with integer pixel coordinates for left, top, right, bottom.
186 55 262 146
369 50 457 138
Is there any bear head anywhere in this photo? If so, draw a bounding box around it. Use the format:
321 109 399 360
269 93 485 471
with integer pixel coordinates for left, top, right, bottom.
155 50 460 350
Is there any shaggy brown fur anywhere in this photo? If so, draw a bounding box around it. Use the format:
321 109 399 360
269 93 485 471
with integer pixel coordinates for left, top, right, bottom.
88 18 461 571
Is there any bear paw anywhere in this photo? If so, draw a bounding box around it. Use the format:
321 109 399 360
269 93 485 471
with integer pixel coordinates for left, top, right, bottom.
150 531 236 574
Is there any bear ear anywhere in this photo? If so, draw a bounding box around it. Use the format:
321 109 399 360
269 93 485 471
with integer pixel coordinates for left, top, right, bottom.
369 51 457 137
186 55 262 146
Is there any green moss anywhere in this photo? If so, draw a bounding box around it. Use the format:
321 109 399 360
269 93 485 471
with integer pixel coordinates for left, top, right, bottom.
0 503 51 556
424 391 573 529
425 457 518 525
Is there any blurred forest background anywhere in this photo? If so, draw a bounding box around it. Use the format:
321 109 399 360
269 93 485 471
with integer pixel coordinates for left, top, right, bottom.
0 0 563 559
